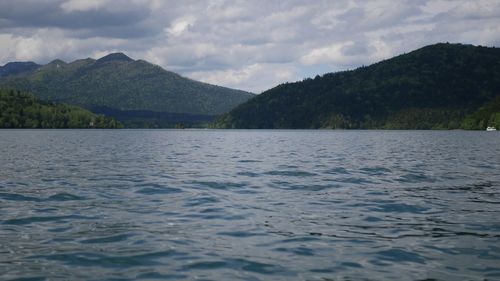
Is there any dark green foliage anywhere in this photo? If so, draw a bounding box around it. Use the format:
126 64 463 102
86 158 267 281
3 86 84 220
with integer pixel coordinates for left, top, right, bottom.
0 89 121 128
382 108 466 129
0 53 254 117
215 43 500 129
461 96 500 130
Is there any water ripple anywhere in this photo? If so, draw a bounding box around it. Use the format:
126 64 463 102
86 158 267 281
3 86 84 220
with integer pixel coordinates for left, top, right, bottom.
3 215 93 225
1 129 499 280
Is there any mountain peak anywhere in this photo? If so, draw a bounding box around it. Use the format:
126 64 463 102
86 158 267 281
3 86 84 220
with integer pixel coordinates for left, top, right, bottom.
97 53 133 63
48 59 67 65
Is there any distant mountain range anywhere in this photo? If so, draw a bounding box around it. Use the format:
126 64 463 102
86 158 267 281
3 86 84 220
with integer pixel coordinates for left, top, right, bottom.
0 62 41 77
215 43 500 130
0 53 254 127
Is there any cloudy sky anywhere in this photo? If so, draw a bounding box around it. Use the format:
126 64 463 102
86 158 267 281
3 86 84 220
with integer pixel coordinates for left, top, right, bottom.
0 0 499 93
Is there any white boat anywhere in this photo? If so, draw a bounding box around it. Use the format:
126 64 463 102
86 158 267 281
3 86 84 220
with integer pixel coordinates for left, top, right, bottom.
486 126 497 131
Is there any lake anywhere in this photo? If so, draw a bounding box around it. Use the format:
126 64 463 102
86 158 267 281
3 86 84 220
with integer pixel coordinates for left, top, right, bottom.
0 129 499 281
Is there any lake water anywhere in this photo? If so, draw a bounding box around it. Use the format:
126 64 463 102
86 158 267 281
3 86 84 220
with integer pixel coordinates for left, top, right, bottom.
0 129 499 281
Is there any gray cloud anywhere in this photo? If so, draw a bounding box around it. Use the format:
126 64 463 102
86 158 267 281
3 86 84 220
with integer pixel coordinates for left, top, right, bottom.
0 0 153 36
1 0 499 93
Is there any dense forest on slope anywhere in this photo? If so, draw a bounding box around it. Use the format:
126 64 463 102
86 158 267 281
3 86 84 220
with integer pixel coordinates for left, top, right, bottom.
462 96 500 129
215 43 500 130
0 53 253 127
0 89 121 128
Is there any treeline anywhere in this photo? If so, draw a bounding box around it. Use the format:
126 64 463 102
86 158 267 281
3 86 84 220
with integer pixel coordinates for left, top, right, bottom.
316 108 468 130
318 106 500 130
0 89 122 128
90 106 216 128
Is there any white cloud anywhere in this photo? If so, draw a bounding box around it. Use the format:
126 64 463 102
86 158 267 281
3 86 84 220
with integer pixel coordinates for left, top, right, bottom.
189 63 297 93
60 0 108 13
300 42 348 66
0 34 17 63
195 63 264 86
166 16 196 36
310 2 354 30
0 28 129 63
300 40 391 67
207 3 248 21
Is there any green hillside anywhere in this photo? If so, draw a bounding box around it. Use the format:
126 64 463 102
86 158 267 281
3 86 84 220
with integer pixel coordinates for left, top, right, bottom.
0 89 121 128
0 53 254 127
215 43 500 130
462 96 500 129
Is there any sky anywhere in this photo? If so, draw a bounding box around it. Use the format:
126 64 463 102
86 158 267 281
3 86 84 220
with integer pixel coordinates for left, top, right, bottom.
0 0 499 93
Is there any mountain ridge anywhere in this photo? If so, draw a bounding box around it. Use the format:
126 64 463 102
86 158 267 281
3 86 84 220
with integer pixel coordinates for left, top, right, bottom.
0 61 41 77
215 43 500 130
0 53 254 127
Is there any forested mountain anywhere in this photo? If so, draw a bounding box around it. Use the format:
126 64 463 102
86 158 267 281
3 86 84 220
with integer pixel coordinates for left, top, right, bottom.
0 62 40 77
0 89 121 128
0 53 253 127
215 43 500 130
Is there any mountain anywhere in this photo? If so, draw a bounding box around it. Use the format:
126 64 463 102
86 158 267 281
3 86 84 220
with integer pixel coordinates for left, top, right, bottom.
0 89 121 128
0 53 254 127
0 62 40 77
215 43 500 130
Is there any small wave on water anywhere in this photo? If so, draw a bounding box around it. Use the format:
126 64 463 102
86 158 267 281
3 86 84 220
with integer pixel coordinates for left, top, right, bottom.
1 130 500 280
0 192 85 202
134 183 183 195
